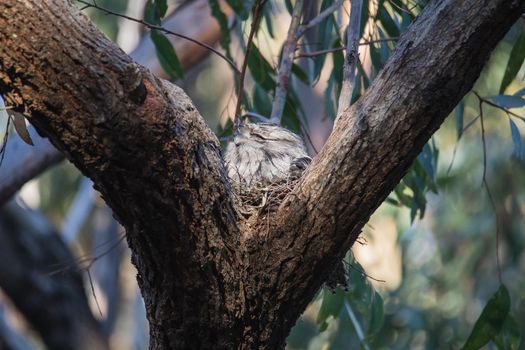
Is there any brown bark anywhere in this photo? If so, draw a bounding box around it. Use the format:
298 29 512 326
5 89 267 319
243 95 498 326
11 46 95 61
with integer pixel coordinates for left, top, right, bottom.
0 0 523 349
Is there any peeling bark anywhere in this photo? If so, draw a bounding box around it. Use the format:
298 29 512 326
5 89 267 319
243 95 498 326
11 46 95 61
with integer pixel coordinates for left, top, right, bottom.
0 0 523 348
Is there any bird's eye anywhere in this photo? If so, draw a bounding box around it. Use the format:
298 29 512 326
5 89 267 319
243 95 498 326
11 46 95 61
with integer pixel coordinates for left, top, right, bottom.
251 132 266 140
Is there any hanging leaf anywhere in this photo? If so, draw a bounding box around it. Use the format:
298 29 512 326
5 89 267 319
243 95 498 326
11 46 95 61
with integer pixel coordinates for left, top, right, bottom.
317 289 345 332
508 118 525 160
492 315 521 350
500 30 525 94
226 0 251 20
312 0 339 83
252 84 272 117
151 30 184 79
377 3 400 38
461 285 511 350
208 0 232 59
489 95 525 109
9 111 33 146
291 63 310 85
247 44 276 91
455 99 465 140
144 0 167 25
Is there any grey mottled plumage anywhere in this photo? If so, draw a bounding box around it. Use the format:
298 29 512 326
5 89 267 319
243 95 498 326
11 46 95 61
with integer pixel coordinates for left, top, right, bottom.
224 123 311 187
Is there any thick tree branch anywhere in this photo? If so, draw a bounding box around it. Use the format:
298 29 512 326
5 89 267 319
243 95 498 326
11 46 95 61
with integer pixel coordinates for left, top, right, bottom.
0 0 232 205
0 1 241 348
255 0 525 345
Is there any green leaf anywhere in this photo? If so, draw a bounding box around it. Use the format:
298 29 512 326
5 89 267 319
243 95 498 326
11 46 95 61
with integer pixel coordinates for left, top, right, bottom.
500 30 525 94
155 0 168 18
208 0 232 59
317 289 345 332
461 285 511 350
226 0 251 20
455 100 465 140
509 118 525 160
247 44 276 91
151 30 184 79
513 87 525 97
312 0 339 82
284 0 293 15
493 315 521 350
490 95 525 109
377 3 400 37
291 63 310 85
252 84 271 117
144 0 167 25
368 292 384 338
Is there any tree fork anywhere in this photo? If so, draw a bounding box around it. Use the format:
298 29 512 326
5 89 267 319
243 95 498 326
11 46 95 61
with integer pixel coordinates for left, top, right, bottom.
0 0 523 348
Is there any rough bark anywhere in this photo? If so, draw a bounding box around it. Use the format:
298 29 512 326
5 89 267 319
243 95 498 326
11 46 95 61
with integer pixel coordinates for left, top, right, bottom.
0 0 232 205
0 0 523 349
0 201 108 350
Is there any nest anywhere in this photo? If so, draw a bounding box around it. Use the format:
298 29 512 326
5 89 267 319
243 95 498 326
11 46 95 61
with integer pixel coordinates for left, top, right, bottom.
232 177 299 237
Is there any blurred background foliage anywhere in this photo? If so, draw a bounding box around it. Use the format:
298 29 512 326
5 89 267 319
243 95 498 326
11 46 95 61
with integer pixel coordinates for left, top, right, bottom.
1 0 524 349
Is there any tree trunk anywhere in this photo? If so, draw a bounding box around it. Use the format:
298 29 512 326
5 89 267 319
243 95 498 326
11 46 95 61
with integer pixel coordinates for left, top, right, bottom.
0 0 523 348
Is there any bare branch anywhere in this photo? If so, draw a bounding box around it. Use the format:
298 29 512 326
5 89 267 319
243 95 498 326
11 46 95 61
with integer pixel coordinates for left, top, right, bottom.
270 1 342 124
269 0 304 124
337 0 363 116
294 38 399 59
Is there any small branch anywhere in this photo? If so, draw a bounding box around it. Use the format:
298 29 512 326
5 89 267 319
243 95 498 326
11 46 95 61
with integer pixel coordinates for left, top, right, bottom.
0 126 63 205
296 1 341 38
269 0 304 124
294 37 399 59
476 94 503 284
269 1 342 124
473 90 525 122
233 0 267 130
76 0 240 74
337 0 363 116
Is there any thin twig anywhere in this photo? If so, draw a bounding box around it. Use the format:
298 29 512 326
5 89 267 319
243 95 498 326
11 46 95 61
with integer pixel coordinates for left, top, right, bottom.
233 0 267 131
473 90 524 120
294 37 399 59
337 0 363 116
76 0 240 74
269 0 305 124
477 99 503 284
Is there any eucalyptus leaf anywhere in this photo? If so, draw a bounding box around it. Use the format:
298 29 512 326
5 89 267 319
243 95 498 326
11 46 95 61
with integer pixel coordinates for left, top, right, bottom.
489 95 525 109
461 285 510 350
500 30 525 94
151 30 184 79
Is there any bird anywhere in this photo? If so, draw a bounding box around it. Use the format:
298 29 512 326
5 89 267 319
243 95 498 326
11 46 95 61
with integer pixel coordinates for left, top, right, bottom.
224 123 311 188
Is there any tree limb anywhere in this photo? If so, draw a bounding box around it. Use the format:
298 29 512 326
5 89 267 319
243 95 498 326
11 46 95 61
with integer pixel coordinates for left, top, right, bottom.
0 0 232 205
